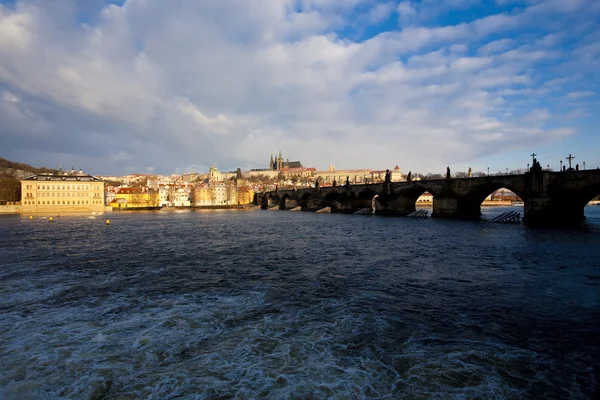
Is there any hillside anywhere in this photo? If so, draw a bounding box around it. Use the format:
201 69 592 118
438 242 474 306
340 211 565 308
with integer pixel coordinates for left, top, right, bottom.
0 157 59 175
0 157 60 203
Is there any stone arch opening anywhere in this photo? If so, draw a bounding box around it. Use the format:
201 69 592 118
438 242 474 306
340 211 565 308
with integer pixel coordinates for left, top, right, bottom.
280 193 299 210
323 191 341 210
574 182 600 223
356 188 378 210
301 192 324 211
460 184 525 220
393 186 436 215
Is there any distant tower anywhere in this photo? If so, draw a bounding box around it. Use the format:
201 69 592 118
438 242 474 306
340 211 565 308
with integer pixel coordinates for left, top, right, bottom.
270 154 274 170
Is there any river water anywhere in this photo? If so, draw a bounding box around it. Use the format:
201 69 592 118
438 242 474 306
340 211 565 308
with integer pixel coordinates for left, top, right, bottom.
1 207 599 399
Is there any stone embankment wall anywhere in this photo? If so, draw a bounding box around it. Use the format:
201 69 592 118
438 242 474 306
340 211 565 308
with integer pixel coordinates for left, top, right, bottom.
0 205 21 214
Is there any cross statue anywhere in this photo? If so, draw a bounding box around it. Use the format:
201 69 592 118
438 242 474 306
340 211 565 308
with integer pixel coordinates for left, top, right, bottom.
530 153 537 164
566 154 575 169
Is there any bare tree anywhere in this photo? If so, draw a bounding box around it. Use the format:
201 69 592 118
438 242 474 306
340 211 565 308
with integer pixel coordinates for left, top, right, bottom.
0 170 21 203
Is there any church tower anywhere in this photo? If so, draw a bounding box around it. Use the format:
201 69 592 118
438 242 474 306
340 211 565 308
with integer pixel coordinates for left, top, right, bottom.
276 151 283 171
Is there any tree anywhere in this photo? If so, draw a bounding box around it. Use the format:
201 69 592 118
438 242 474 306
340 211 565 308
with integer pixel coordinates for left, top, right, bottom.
0 170 21 203
425 173 444 180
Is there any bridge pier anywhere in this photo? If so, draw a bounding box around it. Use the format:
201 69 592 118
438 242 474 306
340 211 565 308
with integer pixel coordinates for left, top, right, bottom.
523 197 586 227
431 197 460 219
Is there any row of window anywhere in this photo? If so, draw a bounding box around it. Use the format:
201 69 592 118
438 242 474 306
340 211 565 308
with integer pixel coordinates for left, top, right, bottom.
22 192 102 198
23 200 104 205
37 192 90 197
24 184 102 191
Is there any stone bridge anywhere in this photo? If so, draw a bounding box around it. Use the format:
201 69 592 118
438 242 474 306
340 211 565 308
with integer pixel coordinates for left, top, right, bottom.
256 168 600 227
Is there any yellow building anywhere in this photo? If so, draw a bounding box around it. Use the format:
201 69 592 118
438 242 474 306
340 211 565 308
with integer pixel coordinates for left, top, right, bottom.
236 187 255 205
110 187 160 210
20 173 105 213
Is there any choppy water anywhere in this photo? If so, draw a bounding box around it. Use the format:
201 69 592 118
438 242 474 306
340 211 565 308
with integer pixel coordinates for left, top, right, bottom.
1 207 600 399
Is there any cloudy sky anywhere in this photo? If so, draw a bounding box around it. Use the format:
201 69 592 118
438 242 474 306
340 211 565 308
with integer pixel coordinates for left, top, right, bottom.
1 0 599 175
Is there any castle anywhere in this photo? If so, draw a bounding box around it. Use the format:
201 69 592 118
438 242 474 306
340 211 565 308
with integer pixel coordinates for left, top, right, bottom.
269 151 303 171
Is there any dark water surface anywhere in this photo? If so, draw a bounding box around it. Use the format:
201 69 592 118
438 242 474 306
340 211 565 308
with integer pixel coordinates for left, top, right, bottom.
1 208 600 399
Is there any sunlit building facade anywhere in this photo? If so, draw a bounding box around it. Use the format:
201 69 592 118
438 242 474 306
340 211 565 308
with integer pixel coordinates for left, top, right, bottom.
21 173 105 213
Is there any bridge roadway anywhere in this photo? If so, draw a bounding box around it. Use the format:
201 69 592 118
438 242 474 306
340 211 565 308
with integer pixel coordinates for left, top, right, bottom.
256 168 600 227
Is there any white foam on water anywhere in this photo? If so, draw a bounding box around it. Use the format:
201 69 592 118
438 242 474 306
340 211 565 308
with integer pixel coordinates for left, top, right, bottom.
0 283 594 399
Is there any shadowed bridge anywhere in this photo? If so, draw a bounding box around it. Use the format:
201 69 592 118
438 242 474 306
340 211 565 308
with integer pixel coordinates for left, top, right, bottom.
256 167 600 227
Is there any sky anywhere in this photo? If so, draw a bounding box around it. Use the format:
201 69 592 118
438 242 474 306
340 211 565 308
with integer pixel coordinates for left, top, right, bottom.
0 0 599 176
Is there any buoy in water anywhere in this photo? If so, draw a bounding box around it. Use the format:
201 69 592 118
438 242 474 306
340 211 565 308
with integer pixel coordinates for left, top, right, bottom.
49 217 53 222
29 216 32 220
106 219 110 225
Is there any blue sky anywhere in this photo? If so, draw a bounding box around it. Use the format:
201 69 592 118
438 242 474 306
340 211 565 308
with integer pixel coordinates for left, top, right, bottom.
0 0 598 175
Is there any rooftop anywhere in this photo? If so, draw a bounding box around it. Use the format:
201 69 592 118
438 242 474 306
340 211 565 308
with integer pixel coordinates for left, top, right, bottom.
22 173 102 182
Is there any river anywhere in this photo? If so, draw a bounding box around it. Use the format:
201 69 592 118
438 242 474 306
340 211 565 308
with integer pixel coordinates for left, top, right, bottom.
1 207 599 399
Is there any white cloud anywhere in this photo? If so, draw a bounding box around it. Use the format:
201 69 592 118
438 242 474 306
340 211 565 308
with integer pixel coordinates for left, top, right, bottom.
567 91 595 99
3 91 19 103
368 2 394 24
478 38 516 55
397 1 417 22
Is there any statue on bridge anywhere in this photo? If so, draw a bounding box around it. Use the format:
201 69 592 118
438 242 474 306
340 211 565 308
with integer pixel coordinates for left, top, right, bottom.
468 167 472 178
531 158 542 172
332 178 337 187
315 179 319 190
446 166 451 180
407 171 412 183
385 169 391 183
346 176 350 186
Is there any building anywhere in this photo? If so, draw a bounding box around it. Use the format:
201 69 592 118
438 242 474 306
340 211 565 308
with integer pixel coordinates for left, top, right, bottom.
104 185 118 205
20 171 105 213
416 192 433 203
236 186 255 205
192 181 251 207
314 168 373 185
110 187 160 210
370 166 403 183
269 151 304 172
169 184 193 207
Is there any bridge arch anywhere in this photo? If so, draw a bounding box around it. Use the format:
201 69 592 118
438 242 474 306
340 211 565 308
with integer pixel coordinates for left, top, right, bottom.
393 186 437 215
323 191 342 210
299 192 312 209
280 193 299 210
575 182 600 207
458 183 526 220
356 188 378 210
260 192 281 209
567 181 600 223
